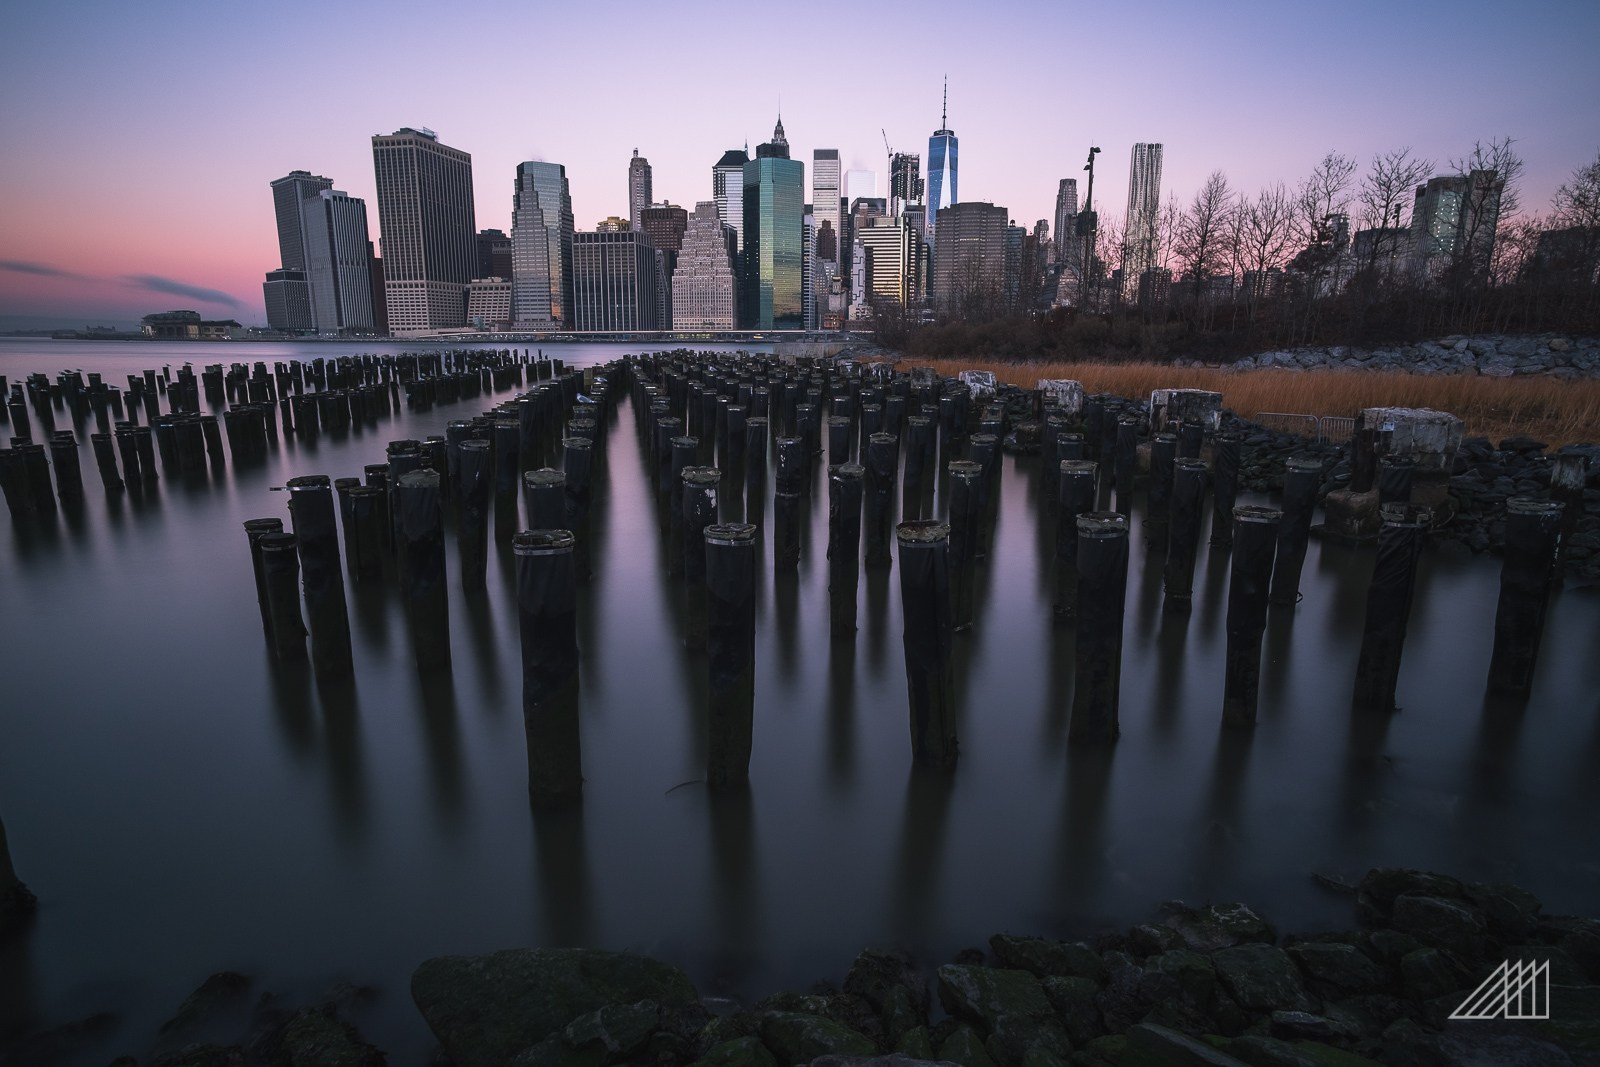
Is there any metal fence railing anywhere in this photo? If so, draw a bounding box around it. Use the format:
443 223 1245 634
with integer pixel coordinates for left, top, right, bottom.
1252 412 1357 444
1319 416 1356 443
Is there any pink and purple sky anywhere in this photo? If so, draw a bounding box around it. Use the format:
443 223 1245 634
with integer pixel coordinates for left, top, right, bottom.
1 0 1596 328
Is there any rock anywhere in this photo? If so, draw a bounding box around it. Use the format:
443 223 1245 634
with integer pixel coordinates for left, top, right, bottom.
148 1045 248 1067
1388 896 1489 963
758 1011 876 1063
811 1056 960 1067
1042 977 1105 1047
1211 945 1314 1014
160 972 254 1035
1284 944 1386 998
692 1035 778 1067
1163 904 1277 954
1125 1022 1250 1065
410 947 698 1067
1465 883 1542 942
1356 870 1466 923
1538 916 1600 981
1266 1011 1359 1045
1497 435 1549 454
562 1000 658 1062
273 1007 387 1067
937 964 1070 1063
896 1025 937 1059
989 936 1106 982
1396 948 1468 1002
1380 1016 1574 1066
937 1024 999 1067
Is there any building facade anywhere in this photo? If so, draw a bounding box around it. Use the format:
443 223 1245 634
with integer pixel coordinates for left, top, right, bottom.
742 118 805 329
263 170 332 333
628 150 653 231
263 269 312 333
511 160 574 327
713 148 750 258
931 201 1009 313
371 128 477 333
1054 178 1079 263
476 228 513 280
1409 169 1504 283
466 278 512 329
1121 143 1164 301
855 215 923 309
671 202 738 329
302 189 375 334
926 84 957 240
572 230 662 331
889 152 924 221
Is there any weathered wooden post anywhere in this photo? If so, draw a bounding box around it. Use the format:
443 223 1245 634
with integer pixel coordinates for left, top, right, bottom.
90 432 123 491
897 520 957 769
1114 415 1139 513
745 416 768 521
525 468 567 534
1352 504 1430 712
47 433 84 500
1178 421 1204 460
1163 458 1207 613
1377 455 1414 506
706 522 757 787
456 439 492 590
396 469 450 671
1147 432 1177 539
828 463 864 639
1549 453 1588 579
1487 498 1564 694
1222 505 1281 727
564 436 594 581
1270 455 1322 606
865 432 898 569
1210 432 1241 547
243 517 284 641
966 432 998 557
513 530 582 805
1055 461 1099 621
1070 512 1129 744
287 476 353 679
828 415 852 469
682 466 721 650
947 460 982 631
259 530 308 662
903 415 932 520
493 418 521 540
773 436 804 571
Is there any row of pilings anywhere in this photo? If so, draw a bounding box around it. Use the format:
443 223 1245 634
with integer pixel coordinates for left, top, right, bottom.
0 349 547 520
237 349 1576 808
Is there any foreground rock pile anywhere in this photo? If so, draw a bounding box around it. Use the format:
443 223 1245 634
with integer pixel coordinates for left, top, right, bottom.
1180 334 1600 379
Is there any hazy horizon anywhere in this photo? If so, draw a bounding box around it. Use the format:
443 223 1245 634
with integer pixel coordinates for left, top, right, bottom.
2 0 1597 326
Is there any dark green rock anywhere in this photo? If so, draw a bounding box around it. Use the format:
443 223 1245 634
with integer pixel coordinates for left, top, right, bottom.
1284 944 1386 997
846 949 933 1017
160 972 253 1035
1163 904 1277 954
149 1045 248 1067
273 1008 387 1067
410 947 698 1067
758 1011 876 1063
1465 882 1542 941
1355 869 1466 924
895 1025 937 1059
1380 1016 1575 1066
1125 1022 1251 1065
937 1024 999 1067
562 1000 658 1061
1266 1011 1359 1045
1211 944 1314 1014
1388 895 1488 962
692 1035 778 1067
938 965 1056 1030
989 936 1106 982
1396 948 1467 1002
1042 976 1105 1047
1224 1034 1319 1067
1128 925 1184 957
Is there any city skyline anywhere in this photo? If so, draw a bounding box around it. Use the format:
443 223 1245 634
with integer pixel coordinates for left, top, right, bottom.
1 0 1597 325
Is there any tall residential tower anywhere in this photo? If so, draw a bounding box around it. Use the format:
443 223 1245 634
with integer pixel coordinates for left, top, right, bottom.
511 160 575 327
628 150 653 231
1121 143 1164 300
371 128 476 333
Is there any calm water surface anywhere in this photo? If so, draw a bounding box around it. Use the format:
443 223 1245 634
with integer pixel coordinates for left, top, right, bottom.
1 339 1597 1062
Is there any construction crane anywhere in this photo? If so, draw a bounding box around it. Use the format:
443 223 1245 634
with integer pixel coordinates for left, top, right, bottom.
882 129 895 213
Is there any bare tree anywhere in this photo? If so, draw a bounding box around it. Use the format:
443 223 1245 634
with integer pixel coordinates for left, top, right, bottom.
1445 137 1525 290
1173 171 1236 323
1549 149 1600 282
1292 151 1358 249
1356 147 1431 281
1233 183 1294 320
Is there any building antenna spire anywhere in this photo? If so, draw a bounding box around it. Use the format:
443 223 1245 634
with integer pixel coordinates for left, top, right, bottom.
942 75 947 128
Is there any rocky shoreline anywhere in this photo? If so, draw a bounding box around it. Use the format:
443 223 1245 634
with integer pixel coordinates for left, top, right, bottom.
1169 333 1600 378
12 868 1594 1066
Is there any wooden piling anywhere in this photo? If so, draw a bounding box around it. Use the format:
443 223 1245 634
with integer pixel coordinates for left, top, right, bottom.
706 522 758 787
1070 513 1129 744
897 520 957 770
1222 505 1281 727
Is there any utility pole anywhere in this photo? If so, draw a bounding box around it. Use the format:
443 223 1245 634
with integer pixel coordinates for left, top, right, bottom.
1080 146 1101 310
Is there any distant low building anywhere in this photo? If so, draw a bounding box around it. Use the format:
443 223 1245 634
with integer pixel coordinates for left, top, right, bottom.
466 277 512 329
141 310 241 340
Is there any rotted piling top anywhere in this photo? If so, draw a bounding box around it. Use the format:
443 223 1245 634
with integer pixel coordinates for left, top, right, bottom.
286 474 332 491
512 529 575 555
746 416 769 430
333 477 362 492
827 415 851 428
1357 407 1463 470
386 439 422 456
948 460 982 478
681 466 722 487
1149 388 1223 434
1233 504 1282 525
1060 460 1098 476
830 462 865 481
1036 379 1084 415
561 436 592 452
459 439 490 456
243 517 284 535
705 522 757 546
1174 458 1208 475
896 519 951 545
1505 497 1563 519
1379 503 1433 527
1286 454 1325 475
1076 512 1130 539
524 468 566 488
1550 453 1589 488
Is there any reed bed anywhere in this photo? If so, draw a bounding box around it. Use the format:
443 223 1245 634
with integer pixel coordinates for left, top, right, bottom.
890 358 1600 447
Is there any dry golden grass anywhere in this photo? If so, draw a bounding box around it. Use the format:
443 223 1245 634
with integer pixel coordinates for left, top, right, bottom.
890 358 1600 446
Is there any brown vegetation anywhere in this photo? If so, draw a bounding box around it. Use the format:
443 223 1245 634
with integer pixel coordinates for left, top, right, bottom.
891 358 1600 446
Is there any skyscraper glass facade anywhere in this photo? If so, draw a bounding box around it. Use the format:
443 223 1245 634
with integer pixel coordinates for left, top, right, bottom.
927 132 957 237
742 155 805 329
511 160 574 326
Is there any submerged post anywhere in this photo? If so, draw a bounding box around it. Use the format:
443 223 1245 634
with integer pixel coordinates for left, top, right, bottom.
1055 461 1099 621
456 439 492 591
774 437 804 572
259 531 308 662
865 432 898 568
1222 505 1281 727
828 463 864 639
947 460 982 631
0 814 36 930
1146 431 1177 539
682 466 721 650
243 517 284 642
1070 513 1129 744
706 522 757 787
1487 498 1563 694
1352 504 1430 712
514 530 582 805
1210 432 1240 547
1269 455 1322 606
1114 415 1139 513
1163 458 1207 612
288 475 353 679
1550 453 1587 579
396 469 450 671
897 520 957 769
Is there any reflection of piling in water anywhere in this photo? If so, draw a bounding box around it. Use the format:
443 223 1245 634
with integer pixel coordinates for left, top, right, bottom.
1210 433 1240 547
563 437 594 581
1352 504 1430 712
948 460 982 631
865 433 898 568
1223 505 1281 727
514 530 582 805
682 467 721 650
244 517 284 641
897 520 957 769
396 470 451 671
1114 416 1139 513
91 432 123 491
1550 454 1588 578
828 464 864 639
259 531 308 661
1070 512 1129 744
1055 461 1099 621
1163 458 1207 612
706 522 757 787
288 475 354 679
1270 455 1322 606
455 440 492 590
1487 498 1563 694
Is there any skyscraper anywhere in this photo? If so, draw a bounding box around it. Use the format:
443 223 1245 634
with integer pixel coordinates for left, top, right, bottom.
640 204 689 259
1121 143 1164 301
511 160 575 327
571 230 661 331
371 128 476 333
1409 169 1504 283
263 170 332 333
889 153 924 221
855 216 924 308
742 116 805 329
812 150 841 328
672 201 738 330
926 80 958 240
302 189 375 334
931 201 1008 313
1053 178 1079 260
713 148 750 257
476 228 513 279
628 150 652 232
